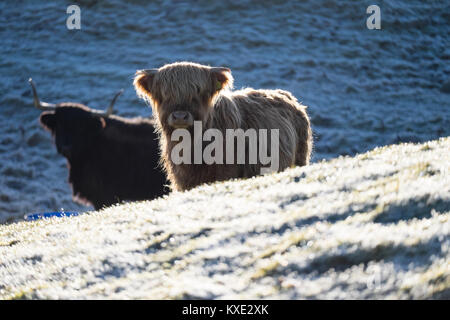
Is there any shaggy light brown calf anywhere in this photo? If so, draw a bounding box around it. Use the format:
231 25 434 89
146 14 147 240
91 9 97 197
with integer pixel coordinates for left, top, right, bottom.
134 62 312 191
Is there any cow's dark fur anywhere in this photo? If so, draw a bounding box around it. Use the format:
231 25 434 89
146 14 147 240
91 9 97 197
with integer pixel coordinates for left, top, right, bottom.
40 104 168 210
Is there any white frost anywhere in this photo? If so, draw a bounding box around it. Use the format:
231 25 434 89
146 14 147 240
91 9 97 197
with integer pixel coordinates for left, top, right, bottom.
0 137 449 299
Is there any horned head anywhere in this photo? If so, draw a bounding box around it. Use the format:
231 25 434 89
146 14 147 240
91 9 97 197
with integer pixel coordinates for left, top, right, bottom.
30 78 124 159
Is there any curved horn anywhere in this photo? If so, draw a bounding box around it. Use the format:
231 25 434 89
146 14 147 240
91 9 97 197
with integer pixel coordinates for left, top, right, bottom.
28 78 57 111
92 89 123 118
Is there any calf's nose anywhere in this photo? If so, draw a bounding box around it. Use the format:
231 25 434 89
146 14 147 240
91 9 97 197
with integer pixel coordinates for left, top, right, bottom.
172 111 189 121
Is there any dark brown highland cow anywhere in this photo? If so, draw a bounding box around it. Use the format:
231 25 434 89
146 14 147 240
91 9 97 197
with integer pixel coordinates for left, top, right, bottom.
30 79 168 209
134 62 312 191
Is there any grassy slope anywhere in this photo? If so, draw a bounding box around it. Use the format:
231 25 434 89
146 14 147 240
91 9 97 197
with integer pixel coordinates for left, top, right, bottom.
0 137 449 299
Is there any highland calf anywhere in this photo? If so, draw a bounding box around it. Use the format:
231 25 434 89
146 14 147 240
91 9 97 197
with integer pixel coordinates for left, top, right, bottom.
134 62 312 191
30 79 168 209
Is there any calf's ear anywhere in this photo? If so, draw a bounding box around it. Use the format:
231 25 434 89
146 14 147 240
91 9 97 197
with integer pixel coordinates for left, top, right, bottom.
134 69 157 103
211 67 233 93
39 112 56 132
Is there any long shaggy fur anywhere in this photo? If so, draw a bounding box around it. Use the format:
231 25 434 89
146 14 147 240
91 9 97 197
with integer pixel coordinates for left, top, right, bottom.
134 61 312 191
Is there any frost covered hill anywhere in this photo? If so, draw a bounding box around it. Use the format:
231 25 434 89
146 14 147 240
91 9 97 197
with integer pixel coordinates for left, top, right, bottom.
0 138 449 299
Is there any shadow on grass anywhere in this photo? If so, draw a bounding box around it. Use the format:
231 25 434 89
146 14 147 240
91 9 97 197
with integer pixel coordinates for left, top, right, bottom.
373 195 450 224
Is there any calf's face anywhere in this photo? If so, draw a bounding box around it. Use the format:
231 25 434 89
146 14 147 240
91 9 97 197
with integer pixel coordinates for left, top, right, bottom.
134 62 232 134
40 107 105 159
